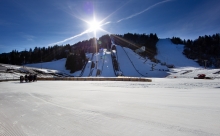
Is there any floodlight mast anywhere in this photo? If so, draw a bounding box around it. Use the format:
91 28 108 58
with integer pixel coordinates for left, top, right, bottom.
41 51 42 69
204 60 207 69
24 56 25 64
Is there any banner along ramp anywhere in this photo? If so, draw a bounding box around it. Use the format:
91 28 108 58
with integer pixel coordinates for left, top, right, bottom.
86 53 93 60
90 52 105 76
123 47 168 77
81 53 93 77
81 61 92 77
101 52 116 77
116 45 142 77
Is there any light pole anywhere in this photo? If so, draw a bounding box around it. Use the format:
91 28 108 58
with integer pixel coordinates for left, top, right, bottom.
24 56 25 64
218 58 220 68
41 51 42 69
219 33 220 46
204 60 207 69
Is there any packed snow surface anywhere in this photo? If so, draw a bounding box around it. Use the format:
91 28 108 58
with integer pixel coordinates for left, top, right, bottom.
21 39 204 77
116 45 142 76
81 61 92 77
123 47 169 77
3 38 218 78
101 52 115 77
156 39 200 67
1 79 220 136
25 58 68 73
72 50 115 77
81 53 94 77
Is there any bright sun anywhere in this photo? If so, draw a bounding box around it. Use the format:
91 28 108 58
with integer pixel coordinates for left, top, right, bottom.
88 19 101 32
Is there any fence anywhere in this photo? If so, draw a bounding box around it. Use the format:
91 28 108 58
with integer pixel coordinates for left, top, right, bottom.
37 77 152 82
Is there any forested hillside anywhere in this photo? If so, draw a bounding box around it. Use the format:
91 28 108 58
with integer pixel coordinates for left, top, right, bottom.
1 33 220 69
0 45 71 65
0 34 112 73
111 33 158 60
171 34 220 67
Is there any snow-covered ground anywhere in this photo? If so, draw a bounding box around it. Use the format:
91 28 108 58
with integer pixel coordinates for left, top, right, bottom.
0 72 23 80
0 63 60 80
81 61 92 77
101 52 115 77
81 53 94 77
1 39 220 135
168 67 220 79
156 39 200 67
24 58 70 74
81 50 116 77
1 39 219 79
116 45 142 77
1 79 220 136
91 53 102 76
123 47 169 77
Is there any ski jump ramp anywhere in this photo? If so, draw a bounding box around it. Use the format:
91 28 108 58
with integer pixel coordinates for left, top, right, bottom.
116 45 142 77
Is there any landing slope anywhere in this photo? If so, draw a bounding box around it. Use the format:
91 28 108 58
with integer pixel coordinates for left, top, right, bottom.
81 53 93 77
156 39 199 67
116 45 142 77
101 52 115 77
81 61 92 77
123 47 168 77
24 58 71 74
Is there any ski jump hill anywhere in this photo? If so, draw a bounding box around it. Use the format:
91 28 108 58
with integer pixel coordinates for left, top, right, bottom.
1 39 220 81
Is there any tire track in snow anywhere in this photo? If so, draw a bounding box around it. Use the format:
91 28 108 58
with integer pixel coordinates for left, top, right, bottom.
28 93 79 112
30 90 217 136
27 93 115 135
0 111 26 136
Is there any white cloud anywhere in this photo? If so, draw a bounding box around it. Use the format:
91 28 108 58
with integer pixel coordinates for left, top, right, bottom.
48 29 91 46
117 0 173 23
19 32 36 41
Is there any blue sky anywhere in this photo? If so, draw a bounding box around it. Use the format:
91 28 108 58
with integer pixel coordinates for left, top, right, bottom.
0 0 220 53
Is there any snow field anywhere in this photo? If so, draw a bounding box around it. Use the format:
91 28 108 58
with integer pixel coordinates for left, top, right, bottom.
116 45 142 77
156 39 200 67
24 58 69 74
0 79 220 136
81 61 92 77
2 39 219 78
88 50 115 77
123 47 169 77
101 52 115 77
168 67 220 78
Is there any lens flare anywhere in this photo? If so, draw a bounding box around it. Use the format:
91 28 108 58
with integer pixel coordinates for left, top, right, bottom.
88 19 101 32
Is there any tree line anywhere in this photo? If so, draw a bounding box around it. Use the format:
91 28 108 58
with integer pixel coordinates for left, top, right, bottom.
0 34 112 73
0 44 71 65
65 34 111 72
1 33 220 71
111 33 159 60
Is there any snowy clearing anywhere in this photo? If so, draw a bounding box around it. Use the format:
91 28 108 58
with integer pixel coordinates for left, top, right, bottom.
156 39 200 67
1 79 220 136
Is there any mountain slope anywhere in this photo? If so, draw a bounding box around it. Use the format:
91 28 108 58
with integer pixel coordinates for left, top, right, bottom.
116 45 142 77
24 58 70 73
123 47 168 77
101 52 115 77
156 39 200 67
81 53 93 77
22 39 213 78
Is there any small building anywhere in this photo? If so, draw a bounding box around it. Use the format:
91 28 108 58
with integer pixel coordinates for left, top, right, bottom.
135 46 145 53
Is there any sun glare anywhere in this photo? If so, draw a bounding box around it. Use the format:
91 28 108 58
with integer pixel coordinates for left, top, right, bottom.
88 19 101 32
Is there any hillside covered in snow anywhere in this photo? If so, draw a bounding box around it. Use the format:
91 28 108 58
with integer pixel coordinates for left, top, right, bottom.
17 39 217 78
156 39 200 67
1 38 219 80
